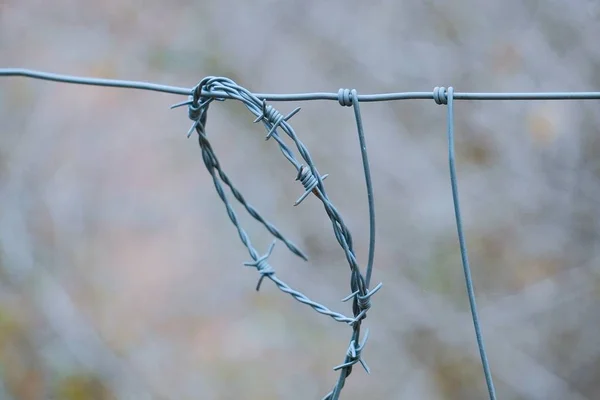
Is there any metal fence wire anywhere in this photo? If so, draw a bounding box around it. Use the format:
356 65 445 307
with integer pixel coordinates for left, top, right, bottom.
2 68 600 400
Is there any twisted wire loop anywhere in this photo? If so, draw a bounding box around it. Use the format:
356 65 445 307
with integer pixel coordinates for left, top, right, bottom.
172 79 308 260
182 77 382 400
436 87 497 400
180 78 362 330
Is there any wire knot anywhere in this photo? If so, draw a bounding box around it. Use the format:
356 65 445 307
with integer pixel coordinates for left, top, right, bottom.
433 87 448 105
243 240 277 291
171 77 216 138
338 88 355 107
254 100 301 140
294 165 329 206
333 329 371 374
187 97 202 121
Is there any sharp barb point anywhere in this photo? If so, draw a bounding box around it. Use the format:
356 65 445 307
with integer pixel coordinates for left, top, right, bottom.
171 99 193 109
186 120 199 138
285 107 302 120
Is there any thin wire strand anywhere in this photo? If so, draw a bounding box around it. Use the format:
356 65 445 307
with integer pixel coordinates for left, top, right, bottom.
350 90 376 289
0 68 191 95
3 68 600 101
445 87 497 400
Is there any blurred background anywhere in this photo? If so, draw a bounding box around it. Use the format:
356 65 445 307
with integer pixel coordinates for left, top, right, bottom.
1 0 600 399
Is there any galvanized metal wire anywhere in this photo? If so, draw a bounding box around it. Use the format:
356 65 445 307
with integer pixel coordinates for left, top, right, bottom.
3 67 600 399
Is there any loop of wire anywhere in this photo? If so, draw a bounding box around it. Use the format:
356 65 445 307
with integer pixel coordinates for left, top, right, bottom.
179 77 381 400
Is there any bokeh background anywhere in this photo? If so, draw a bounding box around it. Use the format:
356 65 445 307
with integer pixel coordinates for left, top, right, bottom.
2 1 600 399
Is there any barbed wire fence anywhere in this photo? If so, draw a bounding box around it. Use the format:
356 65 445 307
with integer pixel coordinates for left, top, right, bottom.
2 68 600 400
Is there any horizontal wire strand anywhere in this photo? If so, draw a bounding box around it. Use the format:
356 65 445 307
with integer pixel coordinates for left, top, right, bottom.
2 69 600 101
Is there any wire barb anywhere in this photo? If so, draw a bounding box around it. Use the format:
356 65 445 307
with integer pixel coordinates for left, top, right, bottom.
254 100 302 140
342 282 383 324
243 240 277 291
294 165 329 206
333 329 371 374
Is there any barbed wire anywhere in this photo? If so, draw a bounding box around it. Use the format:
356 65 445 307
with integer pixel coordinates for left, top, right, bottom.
173 76 381 400
3 67 600 400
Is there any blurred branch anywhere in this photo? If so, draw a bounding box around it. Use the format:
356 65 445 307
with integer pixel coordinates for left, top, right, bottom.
6 266 161 399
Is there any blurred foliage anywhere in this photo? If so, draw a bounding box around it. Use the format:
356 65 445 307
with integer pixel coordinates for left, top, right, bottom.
53 373 115 400
0 306 43 399
405 236 469 309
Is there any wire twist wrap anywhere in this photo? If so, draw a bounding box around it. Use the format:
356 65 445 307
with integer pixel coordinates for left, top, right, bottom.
338 88 353 106
433 86 448 105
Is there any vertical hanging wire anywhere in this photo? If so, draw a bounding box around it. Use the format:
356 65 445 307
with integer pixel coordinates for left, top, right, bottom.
350 89 377 289
445 87 497 400
324 88 381 400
